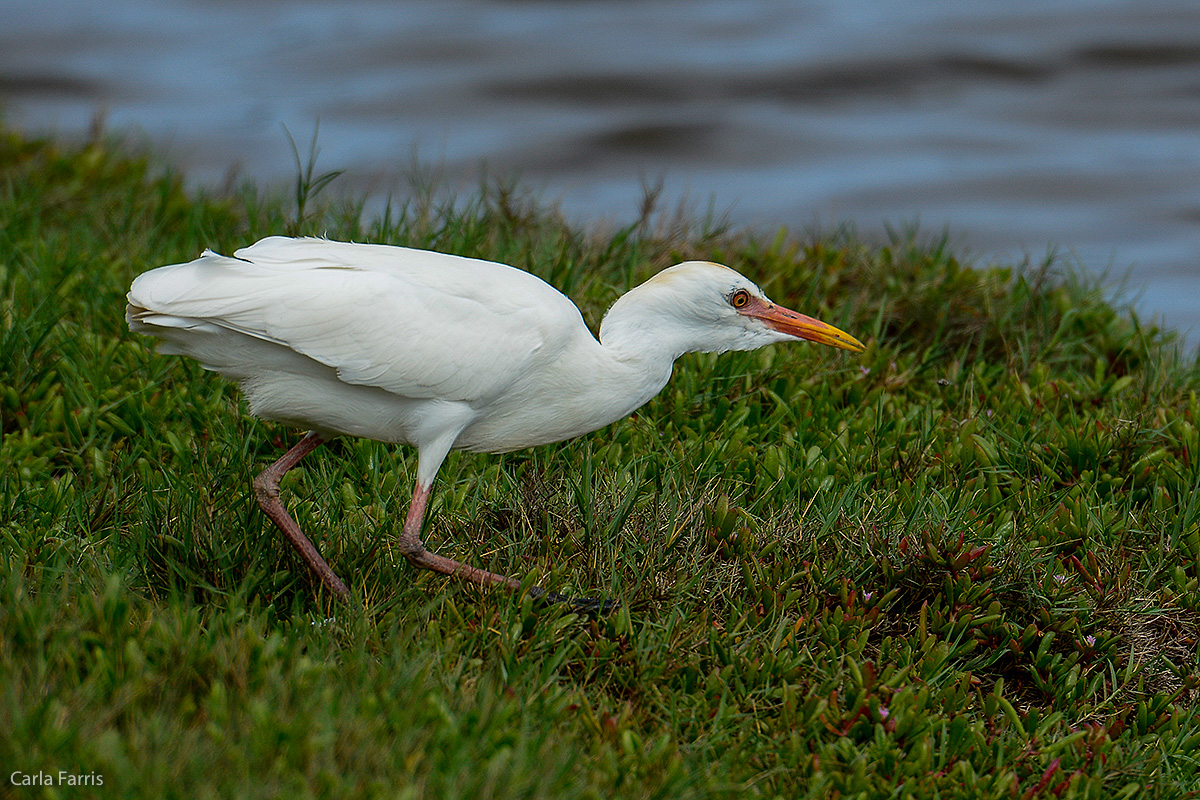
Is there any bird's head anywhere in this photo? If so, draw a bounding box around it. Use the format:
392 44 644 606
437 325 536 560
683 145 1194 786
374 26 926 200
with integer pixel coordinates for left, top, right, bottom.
600 261 865 358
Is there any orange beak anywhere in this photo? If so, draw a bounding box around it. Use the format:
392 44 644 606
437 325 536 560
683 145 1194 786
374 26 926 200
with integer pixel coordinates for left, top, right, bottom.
741 296 865 352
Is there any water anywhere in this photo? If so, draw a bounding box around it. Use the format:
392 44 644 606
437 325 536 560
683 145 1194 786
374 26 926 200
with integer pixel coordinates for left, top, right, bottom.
3 0 1199 345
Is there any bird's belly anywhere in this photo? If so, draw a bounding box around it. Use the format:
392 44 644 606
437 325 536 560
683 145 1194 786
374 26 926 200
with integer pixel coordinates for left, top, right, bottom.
240 371 430 444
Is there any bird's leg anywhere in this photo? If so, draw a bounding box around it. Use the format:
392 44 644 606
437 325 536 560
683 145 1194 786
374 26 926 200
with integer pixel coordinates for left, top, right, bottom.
397 482 616 614
253 431 350 600
397 481 522 591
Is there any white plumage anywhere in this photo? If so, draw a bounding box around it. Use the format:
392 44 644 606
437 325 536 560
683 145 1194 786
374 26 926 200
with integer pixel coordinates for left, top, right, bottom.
127 236 864 604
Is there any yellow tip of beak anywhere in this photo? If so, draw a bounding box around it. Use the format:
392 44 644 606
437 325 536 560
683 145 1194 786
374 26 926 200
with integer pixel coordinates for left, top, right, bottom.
808 324 866 353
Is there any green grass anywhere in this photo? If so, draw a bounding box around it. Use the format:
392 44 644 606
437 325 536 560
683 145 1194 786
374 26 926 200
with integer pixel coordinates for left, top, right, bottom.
3 125 1200 798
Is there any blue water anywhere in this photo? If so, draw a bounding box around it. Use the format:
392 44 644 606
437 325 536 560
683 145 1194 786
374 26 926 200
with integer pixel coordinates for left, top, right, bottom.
3 0 1198 345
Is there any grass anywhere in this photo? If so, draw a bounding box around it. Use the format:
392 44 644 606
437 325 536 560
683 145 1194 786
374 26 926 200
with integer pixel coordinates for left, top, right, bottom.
2 124 1200 798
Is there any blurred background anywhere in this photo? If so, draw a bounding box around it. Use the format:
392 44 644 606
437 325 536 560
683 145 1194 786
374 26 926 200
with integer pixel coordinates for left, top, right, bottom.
2 0 1198 345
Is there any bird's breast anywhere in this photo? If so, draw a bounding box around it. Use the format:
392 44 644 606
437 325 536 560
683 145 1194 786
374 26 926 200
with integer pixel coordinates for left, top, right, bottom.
453 346 673 453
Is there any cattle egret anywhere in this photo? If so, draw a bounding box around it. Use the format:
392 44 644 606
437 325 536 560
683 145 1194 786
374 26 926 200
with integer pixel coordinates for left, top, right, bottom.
127 236 864 605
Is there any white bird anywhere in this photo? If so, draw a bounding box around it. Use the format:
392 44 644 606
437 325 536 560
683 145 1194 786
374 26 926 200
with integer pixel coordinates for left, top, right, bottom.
127 236 864 605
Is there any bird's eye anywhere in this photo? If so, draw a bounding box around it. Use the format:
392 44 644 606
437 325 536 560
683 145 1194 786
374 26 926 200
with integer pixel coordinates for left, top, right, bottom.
730 290 750 309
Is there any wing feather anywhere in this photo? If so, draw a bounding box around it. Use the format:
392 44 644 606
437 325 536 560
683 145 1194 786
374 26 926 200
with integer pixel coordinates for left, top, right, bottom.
127 238 588 404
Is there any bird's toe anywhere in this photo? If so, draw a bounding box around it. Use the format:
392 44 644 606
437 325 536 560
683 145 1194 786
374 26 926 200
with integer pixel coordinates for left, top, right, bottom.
530 586 618 616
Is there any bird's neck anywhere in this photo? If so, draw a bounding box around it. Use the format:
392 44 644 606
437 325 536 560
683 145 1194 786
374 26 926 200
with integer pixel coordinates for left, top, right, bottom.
461 290 698 452
598 288 706 365
542 295 693 430
589 323 679 418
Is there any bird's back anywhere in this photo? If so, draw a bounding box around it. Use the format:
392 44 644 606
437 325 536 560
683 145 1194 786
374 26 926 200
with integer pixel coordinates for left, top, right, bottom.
129 236 576 325
221 237 554 298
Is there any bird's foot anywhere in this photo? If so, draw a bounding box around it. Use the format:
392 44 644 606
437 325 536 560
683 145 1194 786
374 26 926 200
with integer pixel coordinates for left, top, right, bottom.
397 535 617 614
530 586 619 616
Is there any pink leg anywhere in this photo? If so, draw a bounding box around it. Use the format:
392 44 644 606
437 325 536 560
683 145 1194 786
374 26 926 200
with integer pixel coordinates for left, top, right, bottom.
256 439 611 612
396 483 614 611
253 431 350 600
397 482 522 591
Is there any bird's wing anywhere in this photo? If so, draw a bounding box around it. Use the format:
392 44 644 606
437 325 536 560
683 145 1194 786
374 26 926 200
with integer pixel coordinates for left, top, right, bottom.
128 239 588 403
